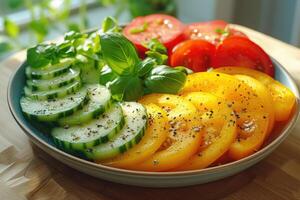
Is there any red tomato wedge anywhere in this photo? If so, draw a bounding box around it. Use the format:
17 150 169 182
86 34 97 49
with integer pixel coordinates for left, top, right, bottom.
170 39 215 72
184 20 247 45
212 36 275 77
123 14 185 56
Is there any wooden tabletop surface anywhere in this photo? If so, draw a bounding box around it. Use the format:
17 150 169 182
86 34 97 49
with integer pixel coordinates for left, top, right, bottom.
0 25 300 200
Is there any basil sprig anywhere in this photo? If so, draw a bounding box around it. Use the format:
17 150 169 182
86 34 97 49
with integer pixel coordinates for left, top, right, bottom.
27 42 76 68
100 32 140 75
26 30 101 68
145 65 186 94
100 33 187 101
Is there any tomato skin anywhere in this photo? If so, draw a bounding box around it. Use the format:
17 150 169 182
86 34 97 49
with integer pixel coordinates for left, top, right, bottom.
123 14 185 56
170 39 215 72
212 36 275 77
184 20 247 45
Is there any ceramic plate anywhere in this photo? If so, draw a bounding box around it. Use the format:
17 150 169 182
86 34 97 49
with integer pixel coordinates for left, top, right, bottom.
7 57 300 187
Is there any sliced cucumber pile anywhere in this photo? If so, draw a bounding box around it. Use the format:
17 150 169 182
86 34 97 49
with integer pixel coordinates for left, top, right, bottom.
20 87 88 121
26 67 81 91
75 55 103 84
84 102 147 160
58 84 112 125
24 80 82 100
52 103 125 151
25 58 74 80
21 58 148 161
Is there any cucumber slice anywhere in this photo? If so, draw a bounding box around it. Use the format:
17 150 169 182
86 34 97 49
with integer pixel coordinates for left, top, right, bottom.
77 58 103 84
51 103 125 152
25 58 74 80
58 84 112 125
24 80 82 100
84 102 147 160
20 87 88 121
26 68 81 91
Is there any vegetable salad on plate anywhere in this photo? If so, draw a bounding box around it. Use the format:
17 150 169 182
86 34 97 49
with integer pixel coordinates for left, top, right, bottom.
20 14 296 171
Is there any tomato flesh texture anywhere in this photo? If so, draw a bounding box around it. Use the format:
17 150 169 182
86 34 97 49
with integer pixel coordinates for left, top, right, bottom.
170 39 215 72
181 72 270 160
176 92 237 170
214 67 296 121
123 14 185 56
212 36 275 77
133 94 202 172
184 20 247 45
102 104 168 169
229 112 269 159
233 74 275 136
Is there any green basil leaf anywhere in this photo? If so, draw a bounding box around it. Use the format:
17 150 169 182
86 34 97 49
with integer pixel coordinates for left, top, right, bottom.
107 75 144 101
144 38 167 54
130 22 148 34
99 65 118 85
64 31 86 41
57 41 76 58
27 44 51 68
145 51 168 65
137 57 157 77
144 38 168 65
215 28 229 36
89 32 101 53
100 32 140 75
102 16 120 33
145 65 186 94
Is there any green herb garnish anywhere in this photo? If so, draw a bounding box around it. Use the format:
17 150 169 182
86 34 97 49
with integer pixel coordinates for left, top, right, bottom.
215 28 229 36
99 32 186 101
130 22 149 34
145 65 186 94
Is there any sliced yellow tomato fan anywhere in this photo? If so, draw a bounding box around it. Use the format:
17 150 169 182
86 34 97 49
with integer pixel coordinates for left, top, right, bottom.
181 72 271 160
214 67 296 121
130 94 203 171
176 92 237 170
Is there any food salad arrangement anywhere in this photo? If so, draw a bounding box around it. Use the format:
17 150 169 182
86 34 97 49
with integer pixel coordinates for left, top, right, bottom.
20 14 296 172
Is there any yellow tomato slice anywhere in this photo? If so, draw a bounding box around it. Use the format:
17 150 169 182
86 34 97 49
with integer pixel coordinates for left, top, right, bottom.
229 112 269 159
181 72 270 160
233 74 275 136
214 67 296 121
130 94 202 171
176 92 237 170
101 104 168 169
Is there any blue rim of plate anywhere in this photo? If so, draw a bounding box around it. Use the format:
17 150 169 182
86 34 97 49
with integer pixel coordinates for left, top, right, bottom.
7 56 300 177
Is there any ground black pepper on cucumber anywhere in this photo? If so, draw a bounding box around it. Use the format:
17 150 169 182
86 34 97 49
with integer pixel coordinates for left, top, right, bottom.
20 17 187 161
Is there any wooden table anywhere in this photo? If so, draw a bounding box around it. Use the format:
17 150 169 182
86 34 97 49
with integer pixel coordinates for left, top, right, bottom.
0 25 300 200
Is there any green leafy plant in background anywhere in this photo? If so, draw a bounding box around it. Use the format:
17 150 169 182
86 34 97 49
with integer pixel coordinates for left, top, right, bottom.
0 0 176 59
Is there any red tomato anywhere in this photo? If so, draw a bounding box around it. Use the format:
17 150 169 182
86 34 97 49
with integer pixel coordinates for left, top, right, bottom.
212 36 274 77
123 14 185 56
170 39 215 72
184 20 247 45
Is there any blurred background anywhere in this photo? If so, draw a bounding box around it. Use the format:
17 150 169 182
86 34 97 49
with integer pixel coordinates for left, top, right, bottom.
0 0 299 60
